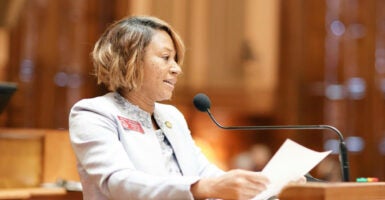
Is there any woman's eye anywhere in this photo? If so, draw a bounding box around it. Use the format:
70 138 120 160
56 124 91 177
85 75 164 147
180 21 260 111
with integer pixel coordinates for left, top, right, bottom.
163 56 169 60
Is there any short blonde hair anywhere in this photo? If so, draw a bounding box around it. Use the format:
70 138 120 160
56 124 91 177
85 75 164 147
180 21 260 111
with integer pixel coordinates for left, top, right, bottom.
92 16 185 91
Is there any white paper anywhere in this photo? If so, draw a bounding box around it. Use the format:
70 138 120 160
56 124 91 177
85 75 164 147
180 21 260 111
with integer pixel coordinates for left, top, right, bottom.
253 139 331 200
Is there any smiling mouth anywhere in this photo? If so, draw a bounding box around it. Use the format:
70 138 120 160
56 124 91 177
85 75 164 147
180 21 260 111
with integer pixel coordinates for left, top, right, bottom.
164 80 175 87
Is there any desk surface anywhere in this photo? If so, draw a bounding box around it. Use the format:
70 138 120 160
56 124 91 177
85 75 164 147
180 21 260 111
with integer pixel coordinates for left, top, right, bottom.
279 182 385 200
0 187 81 200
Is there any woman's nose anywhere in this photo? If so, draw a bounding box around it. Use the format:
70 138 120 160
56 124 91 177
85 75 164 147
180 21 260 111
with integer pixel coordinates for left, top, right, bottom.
170 62 182 76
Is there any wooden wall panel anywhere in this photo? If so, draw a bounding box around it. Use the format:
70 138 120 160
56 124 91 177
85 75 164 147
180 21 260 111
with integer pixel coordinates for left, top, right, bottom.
279 0 385 181
6 0 117 128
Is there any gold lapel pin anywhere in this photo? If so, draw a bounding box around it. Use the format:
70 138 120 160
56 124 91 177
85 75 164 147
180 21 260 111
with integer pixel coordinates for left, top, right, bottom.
165 121 172 128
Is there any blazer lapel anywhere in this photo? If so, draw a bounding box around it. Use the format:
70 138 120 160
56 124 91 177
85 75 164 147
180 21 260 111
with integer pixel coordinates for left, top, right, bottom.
154 112 194 176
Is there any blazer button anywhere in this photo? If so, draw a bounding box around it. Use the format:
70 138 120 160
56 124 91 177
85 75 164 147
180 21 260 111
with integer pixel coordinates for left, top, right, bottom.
165 121 172 128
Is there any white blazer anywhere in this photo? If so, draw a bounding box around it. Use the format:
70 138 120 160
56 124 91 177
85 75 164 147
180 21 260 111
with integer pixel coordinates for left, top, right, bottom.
69 92 224 200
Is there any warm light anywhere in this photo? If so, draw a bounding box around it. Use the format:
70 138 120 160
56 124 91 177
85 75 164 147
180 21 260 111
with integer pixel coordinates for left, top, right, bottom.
194 137 228 170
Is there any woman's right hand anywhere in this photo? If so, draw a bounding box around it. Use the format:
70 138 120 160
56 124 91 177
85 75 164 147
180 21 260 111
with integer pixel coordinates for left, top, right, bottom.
191 169 270 200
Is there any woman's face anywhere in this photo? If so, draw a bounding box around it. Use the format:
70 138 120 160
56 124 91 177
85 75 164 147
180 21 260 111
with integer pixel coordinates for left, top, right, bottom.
139 30 182 102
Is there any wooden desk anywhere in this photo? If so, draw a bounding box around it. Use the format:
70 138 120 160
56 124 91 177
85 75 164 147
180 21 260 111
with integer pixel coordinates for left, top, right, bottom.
279 182 385 200
0 187 82 200
0 128 79 188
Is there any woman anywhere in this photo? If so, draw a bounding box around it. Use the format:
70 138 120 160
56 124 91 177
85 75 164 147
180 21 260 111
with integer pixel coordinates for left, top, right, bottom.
69 15 270 200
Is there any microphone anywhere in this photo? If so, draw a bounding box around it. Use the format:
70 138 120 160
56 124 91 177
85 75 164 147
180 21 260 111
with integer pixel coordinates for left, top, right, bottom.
193 93 350 182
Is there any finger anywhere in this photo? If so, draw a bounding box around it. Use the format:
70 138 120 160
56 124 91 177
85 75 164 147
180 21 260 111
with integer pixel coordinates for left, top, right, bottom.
240 183 269 199
289 176 306 184
242 174 270 193
249 172 270 185
295 176 307 183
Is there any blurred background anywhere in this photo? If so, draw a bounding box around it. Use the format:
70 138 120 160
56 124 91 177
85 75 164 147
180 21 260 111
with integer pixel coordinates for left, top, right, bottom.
0 0 384 186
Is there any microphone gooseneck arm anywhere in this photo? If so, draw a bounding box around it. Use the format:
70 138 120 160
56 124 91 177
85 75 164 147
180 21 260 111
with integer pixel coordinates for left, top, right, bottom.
205 108 350 182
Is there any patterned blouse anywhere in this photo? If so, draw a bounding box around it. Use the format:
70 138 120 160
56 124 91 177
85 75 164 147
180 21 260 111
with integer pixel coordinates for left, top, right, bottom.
154 129 183 176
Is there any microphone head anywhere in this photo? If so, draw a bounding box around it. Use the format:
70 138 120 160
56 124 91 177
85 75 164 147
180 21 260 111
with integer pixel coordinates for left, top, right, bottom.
193 93 211 112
